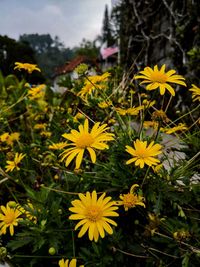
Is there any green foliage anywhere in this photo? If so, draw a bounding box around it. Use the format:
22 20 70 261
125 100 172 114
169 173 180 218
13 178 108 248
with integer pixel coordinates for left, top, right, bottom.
0 63 200 267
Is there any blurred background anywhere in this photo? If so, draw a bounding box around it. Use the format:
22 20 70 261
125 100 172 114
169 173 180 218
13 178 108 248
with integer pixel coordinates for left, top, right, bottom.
0 0 200 87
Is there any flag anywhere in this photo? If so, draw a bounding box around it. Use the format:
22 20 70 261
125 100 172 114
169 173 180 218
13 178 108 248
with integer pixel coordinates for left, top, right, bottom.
100 44 119 59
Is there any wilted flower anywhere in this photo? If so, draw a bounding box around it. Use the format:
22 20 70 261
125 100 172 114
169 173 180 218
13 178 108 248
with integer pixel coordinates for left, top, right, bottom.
117 184 145 211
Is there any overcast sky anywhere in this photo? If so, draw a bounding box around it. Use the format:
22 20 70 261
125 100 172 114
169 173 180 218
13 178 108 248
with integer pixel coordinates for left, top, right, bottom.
0 0 111 48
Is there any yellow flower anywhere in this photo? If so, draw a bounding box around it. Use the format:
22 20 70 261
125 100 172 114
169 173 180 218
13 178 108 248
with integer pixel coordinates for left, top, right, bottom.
28 84 46 100
34 123 47 130
40 131 52 138
69 191 119 242
173 230 190 241
115 106 143 116
143 121 159 129
117 184 145 211
58 258 84 267
0 204 22 236
126 139 162 168
152 164 163 174
98 100 112 108
0 132 20 146
14 62 41 73
134 64 186 96
189 84 200 102
142 99 156 109
145 213 165 236
49 142 67 150
58 259 84 267
15 203 37 224
5 152 26 172
73 112 85 123
151 110 169 123
161 123 188 134
77 72 110 98
0 133 10 142
60 119 114 169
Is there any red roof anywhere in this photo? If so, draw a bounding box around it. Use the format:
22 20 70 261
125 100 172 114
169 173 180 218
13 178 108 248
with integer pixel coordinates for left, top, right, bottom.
54 55 100 77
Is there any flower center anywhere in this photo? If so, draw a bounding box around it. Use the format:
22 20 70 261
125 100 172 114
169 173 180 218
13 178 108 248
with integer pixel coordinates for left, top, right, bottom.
4 212 16 224
86 205 102 222
151 73 167 83
136 149 149 158
123 194 138 208
76 133 94 148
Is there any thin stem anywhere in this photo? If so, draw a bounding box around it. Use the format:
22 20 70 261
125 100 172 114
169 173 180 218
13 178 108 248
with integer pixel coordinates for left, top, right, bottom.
112 247 149 259
72 231 76 257
165 95 173 113
141 166 151 187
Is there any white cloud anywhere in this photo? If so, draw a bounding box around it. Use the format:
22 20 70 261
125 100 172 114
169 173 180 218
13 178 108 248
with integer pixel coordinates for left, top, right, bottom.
0 0 111 47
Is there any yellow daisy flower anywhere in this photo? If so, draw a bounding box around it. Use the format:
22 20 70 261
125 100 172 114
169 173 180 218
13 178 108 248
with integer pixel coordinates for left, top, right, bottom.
28 84 46 100
34 123 47 130
0 132 20 146
98 100 112 108
58 258 84 267
189 84 200 102
117 184 145 211
5 152 26 172
69 191 119 242
0 133 10 142
60 119 114 169
125 139 162 168
77 72 110 99
0 204 22 236
14 62 41 73
161 123 188 134
143 121 159 129
134 64 186 96
115 106 143 116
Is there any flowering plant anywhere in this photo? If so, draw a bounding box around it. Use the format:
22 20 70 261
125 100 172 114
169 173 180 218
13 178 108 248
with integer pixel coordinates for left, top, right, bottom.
0 63 199 266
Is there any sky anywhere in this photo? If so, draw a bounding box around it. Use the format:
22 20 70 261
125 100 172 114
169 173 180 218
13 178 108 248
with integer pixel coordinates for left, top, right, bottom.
0 0 111 48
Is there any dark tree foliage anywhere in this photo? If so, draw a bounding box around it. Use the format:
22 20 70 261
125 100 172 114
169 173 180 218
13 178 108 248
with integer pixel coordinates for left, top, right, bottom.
74 38 99 59
111 0 200 82
102 5 115 46
0 35 44 83
0 35 36 75
19 34 74 79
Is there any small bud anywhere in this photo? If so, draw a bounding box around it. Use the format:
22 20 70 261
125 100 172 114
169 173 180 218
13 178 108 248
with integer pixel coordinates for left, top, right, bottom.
48 247 56 255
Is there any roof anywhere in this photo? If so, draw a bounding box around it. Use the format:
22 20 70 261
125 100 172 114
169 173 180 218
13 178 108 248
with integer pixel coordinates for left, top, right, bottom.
54 55 101 77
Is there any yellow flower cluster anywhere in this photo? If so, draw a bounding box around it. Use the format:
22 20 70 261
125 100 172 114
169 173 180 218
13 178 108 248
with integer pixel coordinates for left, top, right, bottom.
77 72 110 98
0 132 20 146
